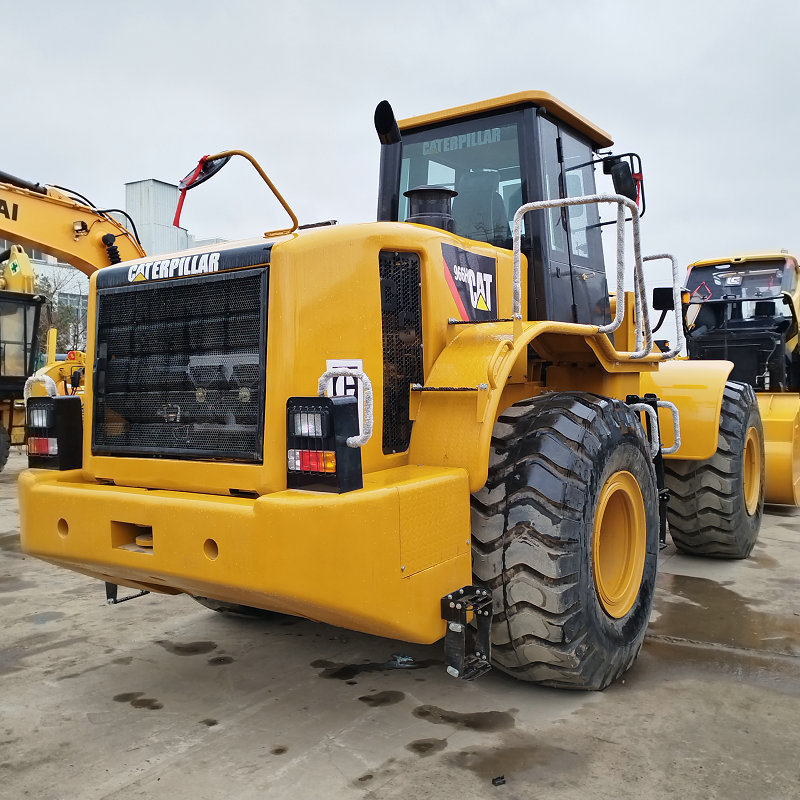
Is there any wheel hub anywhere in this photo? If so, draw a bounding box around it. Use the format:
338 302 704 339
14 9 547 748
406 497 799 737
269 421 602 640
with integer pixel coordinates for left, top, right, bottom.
743 426 761 516
593 470 647 619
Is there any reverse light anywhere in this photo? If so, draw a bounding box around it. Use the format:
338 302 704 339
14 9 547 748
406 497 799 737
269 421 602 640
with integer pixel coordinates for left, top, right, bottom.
28 405 53 429
291 411 326 437
286 396 362 493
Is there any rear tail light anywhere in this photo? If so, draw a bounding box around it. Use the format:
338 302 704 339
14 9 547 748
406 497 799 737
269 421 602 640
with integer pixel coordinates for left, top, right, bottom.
287 449 337 473
27 396 83 470
28 437 59 456
286 396 362 492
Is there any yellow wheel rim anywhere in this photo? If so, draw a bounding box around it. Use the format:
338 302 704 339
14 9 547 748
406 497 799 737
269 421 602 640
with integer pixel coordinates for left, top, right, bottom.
593 470 647 619
743 426 761 516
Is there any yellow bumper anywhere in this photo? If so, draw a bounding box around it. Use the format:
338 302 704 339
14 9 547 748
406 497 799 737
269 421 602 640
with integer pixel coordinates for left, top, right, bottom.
19 465 472 644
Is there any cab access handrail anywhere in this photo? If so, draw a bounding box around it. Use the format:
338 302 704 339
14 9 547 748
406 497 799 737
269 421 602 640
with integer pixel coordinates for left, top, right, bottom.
317 368 373 448
642 254 686 360
23 375 58 402
512 193 653 360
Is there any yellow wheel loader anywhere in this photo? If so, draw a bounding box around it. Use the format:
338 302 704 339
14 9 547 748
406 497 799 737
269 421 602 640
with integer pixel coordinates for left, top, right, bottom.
18 92 762 690
675 252 799 513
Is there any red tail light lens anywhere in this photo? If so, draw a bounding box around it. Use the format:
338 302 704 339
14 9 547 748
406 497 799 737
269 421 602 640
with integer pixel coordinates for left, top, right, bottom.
287 449 336 473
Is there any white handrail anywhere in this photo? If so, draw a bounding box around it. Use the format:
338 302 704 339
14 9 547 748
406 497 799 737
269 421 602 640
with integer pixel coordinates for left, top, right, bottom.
317 368 373 448
642 253 686 360
657 400 681 454
512 192 653 359
24 375 58 402
628 402 661 458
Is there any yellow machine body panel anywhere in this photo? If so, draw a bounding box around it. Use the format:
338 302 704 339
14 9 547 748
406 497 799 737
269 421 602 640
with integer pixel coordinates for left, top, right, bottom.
640 359 733 460
757 392 800 505
82 223 520 496
19 464 471 643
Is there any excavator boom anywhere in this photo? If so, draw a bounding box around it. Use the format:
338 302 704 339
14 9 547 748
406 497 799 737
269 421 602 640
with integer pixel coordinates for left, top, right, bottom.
0 170 145 275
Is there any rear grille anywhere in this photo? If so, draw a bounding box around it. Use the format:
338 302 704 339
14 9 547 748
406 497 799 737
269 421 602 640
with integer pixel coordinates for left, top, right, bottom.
92 268 267 461
379 251 423 454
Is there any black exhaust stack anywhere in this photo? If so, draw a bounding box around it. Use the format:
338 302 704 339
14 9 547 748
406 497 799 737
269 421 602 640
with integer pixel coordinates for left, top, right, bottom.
375 100 402 222
404 185 457 233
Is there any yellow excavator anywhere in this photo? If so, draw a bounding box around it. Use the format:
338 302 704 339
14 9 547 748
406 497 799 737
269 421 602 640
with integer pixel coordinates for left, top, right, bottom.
18 92 763 690
0 170 145 466
674 252 800 508
0 169 145 273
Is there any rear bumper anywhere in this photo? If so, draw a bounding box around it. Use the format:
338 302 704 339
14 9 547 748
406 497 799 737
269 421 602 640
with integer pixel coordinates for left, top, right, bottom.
19 465 472 643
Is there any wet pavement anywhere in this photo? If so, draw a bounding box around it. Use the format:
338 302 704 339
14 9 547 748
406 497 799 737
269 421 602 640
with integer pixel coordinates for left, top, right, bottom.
1 449 799 799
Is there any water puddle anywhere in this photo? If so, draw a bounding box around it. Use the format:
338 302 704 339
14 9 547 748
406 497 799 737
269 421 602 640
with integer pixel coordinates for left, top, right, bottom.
651 573 799 655
310 653 441 680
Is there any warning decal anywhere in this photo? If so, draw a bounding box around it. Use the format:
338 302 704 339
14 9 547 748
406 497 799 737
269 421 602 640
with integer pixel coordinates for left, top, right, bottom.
441 243 497 322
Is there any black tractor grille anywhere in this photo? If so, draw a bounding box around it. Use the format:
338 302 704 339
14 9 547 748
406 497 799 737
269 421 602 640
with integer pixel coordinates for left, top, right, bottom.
92 268 267 461
379 251 423 454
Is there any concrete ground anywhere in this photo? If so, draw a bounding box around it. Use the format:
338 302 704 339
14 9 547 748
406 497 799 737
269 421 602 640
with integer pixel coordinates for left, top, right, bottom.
1 449 798 800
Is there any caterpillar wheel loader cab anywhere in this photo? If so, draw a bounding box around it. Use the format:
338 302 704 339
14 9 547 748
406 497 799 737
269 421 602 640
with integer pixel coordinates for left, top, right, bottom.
675 252 799 508
18 91 757 690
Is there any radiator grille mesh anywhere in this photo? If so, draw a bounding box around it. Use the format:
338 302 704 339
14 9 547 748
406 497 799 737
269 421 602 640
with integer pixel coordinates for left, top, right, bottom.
92 269 266 461
379 251 423 454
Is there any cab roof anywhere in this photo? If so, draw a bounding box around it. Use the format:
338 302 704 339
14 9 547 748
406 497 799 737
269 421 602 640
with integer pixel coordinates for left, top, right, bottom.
398 91 614 149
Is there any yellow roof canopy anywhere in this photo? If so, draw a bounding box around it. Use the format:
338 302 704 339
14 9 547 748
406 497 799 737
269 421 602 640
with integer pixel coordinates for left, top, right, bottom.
398 91 614 149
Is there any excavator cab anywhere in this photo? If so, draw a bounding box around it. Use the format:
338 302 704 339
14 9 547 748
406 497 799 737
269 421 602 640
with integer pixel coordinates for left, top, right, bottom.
376 92 642 327
683 255 800 391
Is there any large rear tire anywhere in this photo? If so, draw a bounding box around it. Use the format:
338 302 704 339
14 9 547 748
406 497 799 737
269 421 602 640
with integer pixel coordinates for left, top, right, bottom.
664 381 764 558
471 392 658 690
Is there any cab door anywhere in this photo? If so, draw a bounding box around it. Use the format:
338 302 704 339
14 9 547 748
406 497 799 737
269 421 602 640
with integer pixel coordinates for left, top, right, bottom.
538 117 609 325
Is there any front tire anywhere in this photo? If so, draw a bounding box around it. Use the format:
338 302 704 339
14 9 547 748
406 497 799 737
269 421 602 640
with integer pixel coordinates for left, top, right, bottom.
664 381 764 558
471 392 659 690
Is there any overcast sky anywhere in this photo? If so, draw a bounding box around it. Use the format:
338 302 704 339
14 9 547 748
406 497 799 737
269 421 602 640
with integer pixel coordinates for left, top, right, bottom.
6 0 800 294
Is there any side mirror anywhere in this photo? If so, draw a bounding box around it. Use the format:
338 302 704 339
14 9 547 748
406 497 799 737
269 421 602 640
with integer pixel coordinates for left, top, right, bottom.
603 157 637 202
652 287 675 311
177 155 232 191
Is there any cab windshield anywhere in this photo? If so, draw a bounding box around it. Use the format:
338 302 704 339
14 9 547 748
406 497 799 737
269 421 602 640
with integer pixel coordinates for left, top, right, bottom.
685 261 789 302
399 111 522 248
